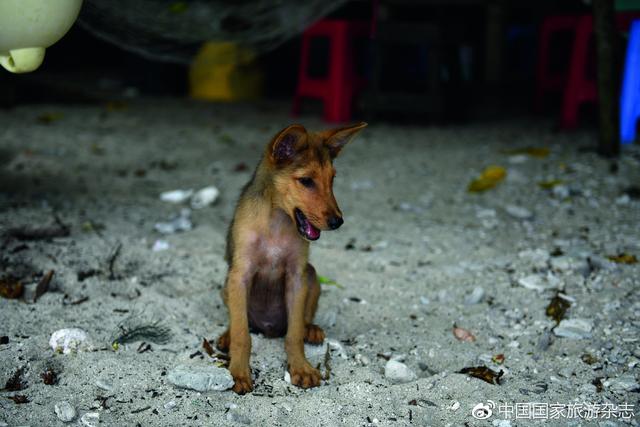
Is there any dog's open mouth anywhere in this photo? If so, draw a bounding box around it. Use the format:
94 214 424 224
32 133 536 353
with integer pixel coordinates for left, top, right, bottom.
294 208 320 241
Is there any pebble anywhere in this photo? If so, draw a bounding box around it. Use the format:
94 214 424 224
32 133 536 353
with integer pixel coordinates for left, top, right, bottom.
191 186 219 209
80 412 99 427
355 353 370 366
604 374 640 393
450 401 460 411
167 364 234 392
49 328 91 354
154 208 193 234
95 378 114 391
553 318 593 339
384 360 417 384
517 274 559 292
505 204 533 220
163 400 178 411
54 401 76 422
152 239 170 251
160 189 193 204
464 286 485 305
284 371 291 384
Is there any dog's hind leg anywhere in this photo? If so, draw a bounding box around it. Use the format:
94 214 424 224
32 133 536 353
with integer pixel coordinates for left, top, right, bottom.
303 263 325 345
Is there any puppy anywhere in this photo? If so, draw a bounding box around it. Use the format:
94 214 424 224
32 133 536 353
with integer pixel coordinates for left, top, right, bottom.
217 122 366 394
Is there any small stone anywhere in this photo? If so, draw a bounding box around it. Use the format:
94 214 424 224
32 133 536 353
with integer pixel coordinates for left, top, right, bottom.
355 354 370 366
554 319 593 339
49 328 90 354
505 205 533 220
191 186 219 209
517 274 559 292
604 374 640 393
95 378 113 391
80 412 99 427
450 401 460 411
167 364 234 392
464 287 485 305
152 239 170 251
284 371 291 384
54 401 76 422
163 400 178 411
384 360 417 384
160 189 193 204
154 208 192 234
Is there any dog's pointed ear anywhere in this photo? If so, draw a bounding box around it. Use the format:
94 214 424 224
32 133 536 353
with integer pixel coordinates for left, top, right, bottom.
324 122 367 158
269 124 308 165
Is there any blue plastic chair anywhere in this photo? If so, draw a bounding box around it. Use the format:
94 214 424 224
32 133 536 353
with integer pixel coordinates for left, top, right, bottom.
620 19 640 144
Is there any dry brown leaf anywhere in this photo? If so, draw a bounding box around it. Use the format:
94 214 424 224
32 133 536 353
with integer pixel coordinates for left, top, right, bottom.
458 366 503 385
202 338 214 357
607 253 638 264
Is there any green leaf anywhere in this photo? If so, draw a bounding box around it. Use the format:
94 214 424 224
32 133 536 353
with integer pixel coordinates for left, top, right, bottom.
317 275 344 289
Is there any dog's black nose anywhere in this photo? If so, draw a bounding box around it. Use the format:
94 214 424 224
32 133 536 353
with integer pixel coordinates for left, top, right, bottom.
328 216 343 230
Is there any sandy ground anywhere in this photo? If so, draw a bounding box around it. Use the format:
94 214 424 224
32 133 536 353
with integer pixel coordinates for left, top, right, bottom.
0 100 639 427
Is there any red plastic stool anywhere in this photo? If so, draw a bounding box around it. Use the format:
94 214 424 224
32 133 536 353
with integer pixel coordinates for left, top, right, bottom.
292 20 369 123
534 15 580 112
561 12 640 128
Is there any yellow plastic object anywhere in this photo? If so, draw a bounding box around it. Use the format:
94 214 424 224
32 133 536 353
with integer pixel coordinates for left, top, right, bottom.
189 42 263 101
0 0 83 73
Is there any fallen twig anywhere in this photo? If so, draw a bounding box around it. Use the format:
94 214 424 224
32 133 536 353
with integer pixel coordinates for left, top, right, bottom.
34 270 54 302
323 344 332 380
107 243 122 280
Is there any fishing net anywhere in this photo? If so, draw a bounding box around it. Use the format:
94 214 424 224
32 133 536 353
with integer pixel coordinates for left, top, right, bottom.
77 0 346 64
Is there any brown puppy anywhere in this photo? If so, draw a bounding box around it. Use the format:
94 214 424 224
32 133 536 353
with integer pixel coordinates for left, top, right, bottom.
217 122 366 394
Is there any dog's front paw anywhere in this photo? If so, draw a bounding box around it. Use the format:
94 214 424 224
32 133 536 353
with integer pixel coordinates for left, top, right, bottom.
229 366 253 395
304 324 325 345
289 363 322 389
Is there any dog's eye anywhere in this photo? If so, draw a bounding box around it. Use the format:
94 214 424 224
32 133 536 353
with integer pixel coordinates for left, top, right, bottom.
298 177 315 188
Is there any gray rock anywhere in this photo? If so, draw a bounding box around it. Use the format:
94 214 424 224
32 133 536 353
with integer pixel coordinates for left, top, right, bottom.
553 319 593 339
154 208 193 234
167 364 234 392
505 205 533 220
464 286 485 305
95 378 113 391
604 374 640 393
384 359 417 384
54 401 76 422
80 412 99 427
517 274 559 292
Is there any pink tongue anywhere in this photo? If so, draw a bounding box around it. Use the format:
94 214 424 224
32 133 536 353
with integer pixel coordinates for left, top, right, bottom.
305 222 320 239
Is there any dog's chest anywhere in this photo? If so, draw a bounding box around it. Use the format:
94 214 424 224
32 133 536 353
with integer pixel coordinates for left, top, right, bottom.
256 232 301 272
